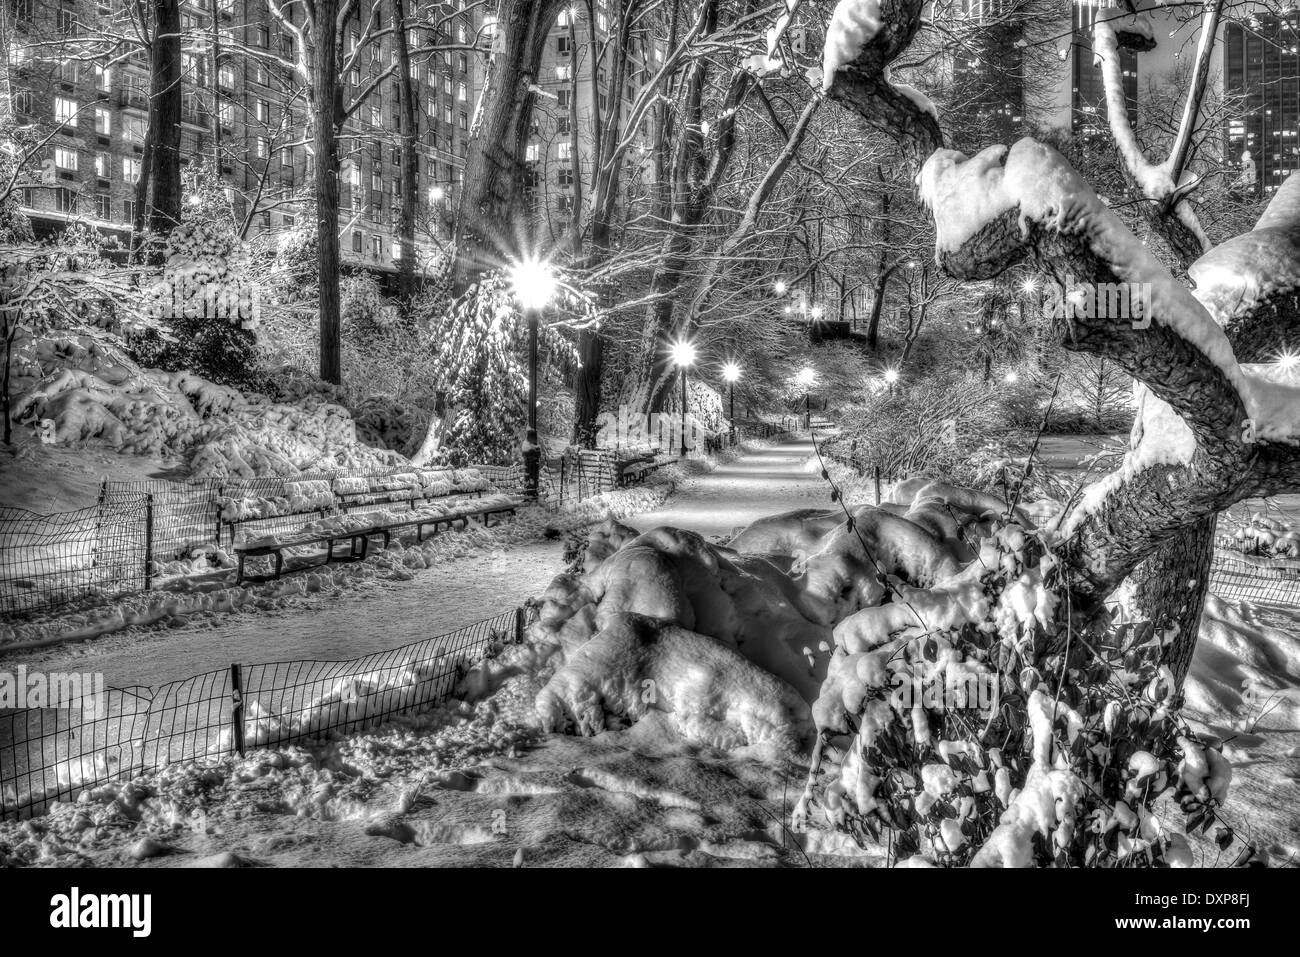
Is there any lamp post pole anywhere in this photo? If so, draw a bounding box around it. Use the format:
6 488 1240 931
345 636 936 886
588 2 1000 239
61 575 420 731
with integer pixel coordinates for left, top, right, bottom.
679 366 689 457
523 310 540 500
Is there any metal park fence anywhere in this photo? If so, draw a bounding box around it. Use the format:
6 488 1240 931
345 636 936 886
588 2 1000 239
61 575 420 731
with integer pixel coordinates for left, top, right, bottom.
0 496 151 621
0 607 525 821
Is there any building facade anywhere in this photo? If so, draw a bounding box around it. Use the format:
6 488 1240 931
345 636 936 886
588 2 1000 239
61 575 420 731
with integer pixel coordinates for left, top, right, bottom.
524 3 660 242
6 0 483 273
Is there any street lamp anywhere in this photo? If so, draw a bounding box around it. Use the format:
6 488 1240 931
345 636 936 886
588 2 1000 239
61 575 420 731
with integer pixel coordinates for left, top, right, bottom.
883 367 900 395
722 361 741 437
670 338 697 457
773 280 787 297
1004 370 1020 384
796 366 816 429
1277 349 1299 374
508 256 558 500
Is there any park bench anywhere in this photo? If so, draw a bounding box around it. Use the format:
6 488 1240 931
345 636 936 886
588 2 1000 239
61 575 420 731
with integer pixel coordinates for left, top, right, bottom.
232 493 523 585
616 448 675 486
218 468 492 548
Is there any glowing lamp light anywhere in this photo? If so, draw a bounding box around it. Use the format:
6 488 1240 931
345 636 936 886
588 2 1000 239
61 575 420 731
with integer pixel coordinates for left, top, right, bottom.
796 366 817 388
883 368 900 385
508 257 557 311
722 362 742 383
1005 371 1020 384
1021 277 1038 294
669 339 697 368
809 305 824 320
1277 350 1299 373
774 280 787 296
429 185 446 202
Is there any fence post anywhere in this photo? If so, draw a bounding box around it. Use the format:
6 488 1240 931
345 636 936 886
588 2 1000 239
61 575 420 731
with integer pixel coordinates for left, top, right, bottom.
143 493 154 591
874 466 882 506
229 663 245 757
514 605 525 643
215 482 224 547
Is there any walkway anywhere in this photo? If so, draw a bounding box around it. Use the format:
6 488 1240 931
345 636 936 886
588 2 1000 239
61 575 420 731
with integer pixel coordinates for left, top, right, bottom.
7 437 821 688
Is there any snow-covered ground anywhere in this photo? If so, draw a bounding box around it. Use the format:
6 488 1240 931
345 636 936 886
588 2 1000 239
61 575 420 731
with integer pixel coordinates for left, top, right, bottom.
3 434 1297 868
4 439 818 689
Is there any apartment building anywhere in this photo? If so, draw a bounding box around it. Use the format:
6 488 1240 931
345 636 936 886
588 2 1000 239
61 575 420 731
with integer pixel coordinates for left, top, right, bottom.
524 2 660 239
7 0 483 273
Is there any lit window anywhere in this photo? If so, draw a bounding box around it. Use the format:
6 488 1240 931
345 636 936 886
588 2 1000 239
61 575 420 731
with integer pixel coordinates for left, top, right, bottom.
124 156 142 183
55 97 78 124
95 107 111 135
54 147 79 171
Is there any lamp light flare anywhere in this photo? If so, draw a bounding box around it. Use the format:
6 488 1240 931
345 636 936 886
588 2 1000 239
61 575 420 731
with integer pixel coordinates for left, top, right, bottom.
1277 350 1299 372
1020 276 1038 294
774 280 787 296
508 257 558 311
883 368 900 385
795 366 817 387
1004 370 1019 384
722 362 742 383
669 339 697 367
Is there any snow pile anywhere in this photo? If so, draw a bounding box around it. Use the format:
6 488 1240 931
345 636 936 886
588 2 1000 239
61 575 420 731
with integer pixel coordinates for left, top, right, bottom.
821 0 882 92
9 330 403 479
218 480 335 522
1227 513 1300 559
0 695 539 867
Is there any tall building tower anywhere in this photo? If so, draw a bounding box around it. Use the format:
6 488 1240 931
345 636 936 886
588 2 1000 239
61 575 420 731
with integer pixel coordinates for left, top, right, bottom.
1223 10 1300 195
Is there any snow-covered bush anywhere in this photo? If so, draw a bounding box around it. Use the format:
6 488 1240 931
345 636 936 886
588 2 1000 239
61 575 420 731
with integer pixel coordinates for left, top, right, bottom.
10 329 403 478
132 221 262 389
1229 513 1300 559
825 373 1010 486
428 275 575 465
795 498 1239 867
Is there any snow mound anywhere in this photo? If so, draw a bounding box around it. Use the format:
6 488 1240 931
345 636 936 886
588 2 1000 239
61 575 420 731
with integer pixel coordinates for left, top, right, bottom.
9 331 403 479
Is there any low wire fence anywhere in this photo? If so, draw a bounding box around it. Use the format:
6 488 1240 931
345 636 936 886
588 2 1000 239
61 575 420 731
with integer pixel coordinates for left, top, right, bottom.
0 607 525 821
0 447 699 623
0 496 151 620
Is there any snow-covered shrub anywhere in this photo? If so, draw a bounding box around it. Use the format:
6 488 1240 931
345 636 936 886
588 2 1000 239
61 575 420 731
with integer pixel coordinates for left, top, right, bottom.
1229 513 1300 558
792 480 1243 868
132 221 263 389
825 374 1006 485
11 329 402 478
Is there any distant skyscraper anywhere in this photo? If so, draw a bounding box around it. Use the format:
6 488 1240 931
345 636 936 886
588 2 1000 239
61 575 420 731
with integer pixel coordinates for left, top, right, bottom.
1223 11 1300 194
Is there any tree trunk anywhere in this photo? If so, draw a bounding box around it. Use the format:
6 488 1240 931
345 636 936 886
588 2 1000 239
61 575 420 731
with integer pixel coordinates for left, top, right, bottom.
313 0 342 384
392 0 419 304
453 0 563 290
1125 515 1218 685
146 0 182 245
865 172 891 351
569 10 603 448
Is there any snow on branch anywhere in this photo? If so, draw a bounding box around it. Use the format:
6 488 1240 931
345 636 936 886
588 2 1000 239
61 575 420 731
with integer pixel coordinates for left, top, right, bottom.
1093 8 1211 258
815 0 942 156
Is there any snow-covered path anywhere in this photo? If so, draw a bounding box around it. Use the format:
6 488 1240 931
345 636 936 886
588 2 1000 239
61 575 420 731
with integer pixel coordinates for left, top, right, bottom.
8 437 819 689
625 436 822 541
